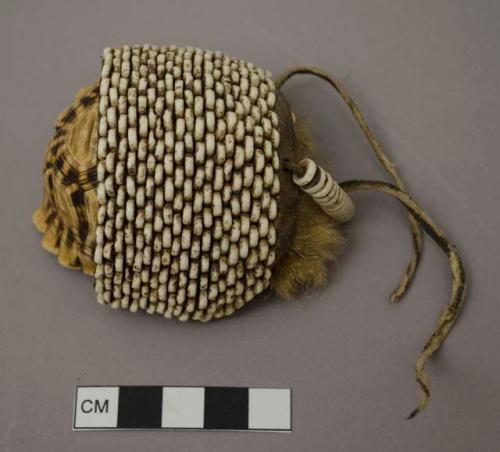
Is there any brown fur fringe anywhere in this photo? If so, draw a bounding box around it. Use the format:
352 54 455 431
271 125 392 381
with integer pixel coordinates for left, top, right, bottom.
271 118 345 298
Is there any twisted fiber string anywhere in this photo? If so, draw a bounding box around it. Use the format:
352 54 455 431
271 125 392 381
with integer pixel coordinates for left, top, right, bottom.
341 179 466 418
276 67 422 303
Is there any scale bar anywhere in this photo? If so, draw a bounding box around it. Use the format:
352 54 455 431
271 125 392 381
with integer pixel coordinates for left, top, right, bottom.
74 386 291 432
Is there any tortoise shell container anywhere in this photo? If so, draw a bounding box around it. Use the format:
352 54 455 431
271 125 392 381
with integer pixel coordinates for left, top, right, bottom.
33 44 466 418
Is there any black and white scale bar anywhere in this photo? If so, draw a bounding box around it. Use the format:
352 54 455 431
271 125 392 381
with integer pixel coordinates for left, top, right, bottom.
73 386 291 432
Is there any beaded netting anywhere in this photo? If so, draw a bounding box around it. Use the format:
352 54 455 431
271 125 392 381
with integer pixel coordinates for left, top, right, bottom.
94 45 281 321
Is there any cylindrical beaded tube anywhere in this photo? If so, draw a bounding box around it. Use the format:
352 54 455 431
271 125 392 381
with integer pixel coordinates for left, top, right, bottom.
292 158 355 222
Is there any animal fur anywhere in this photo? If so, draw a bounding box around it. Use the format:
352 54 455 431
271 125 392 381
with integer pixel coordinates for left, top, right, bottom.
271 119 345 298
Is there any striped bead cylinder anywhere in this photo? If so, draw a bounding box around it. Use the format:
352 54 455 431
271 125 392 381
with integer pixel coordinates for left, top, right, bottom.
292 158 354 222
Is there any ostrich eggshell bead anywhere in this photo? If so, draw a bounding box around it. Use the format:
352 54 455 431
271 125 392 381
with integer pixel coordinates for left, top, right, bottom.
95 45 281 321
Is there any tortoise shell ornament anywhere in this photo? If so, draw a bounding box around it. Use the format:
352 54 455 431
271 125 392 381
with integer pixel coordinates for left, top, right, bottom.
33 45 466 418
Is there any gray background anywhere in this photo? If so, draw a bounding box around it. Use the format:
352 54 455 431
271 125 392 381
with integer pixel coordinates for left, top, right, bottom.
1 0 499 450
